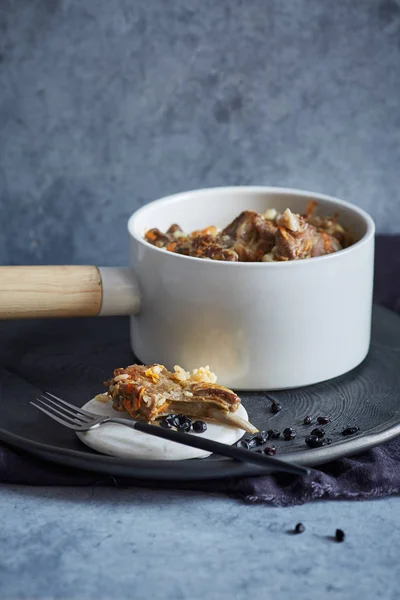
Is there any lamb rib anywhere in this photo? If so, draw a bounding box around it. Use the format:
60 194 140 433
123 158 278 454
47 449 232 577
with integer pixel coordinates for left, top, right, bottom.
105 364 258 434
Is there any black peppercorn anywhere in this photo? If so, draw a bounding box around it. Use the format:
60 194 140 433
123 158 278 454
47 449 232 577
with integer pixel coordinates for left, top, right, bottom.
305 435 319 448
253 431 269 445
342 426 360 436
283 427 296 441
267 429 281 439
316 438 331 447
295 523 305 534
335 529 345 542
177 422 191 433
247 436 259 449
165 414 180 427
271 401 282 414
192 420 207 433
310 427 325 438
236 439 250 450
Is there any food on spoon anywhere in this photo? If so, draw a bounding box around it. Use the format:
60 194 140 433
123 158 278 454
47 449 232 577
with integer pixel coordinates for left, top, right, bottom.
144 203 354 263
101 363 258 434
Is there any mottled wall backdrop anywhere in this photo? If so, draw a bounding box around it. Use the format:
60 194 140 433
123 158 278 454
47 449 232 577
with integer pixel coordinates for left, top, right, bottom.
1 0 399 265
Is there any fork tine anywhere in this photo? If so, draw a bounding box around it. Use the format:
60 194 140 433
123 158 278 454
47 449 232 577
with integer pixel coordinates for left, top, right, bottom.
38 394 91 422
44 392 97 418
34 397 89 427
30 401 84 430
34 398 86 424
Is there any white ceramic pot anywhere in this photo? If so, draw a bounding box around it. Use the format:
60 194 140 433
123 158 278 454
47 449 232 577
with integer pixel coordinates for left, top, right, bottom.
0 186 375 390
127 187 375 390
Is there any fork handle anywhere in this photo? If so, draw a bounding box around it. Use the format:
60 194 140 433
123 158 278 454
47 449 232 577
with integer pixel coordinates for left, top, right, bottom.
110 418 309 477
0 266 140 319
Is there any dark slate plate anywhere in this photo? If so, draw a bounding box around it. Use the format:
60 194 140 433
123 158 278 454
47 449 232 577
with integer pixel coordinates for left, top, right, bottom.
0 306 399 481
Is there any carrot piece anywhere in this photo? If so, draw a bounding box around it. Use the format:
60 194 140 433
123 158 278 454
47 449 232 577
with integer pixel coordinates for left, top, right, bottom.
146 230 157 241
191 225 217 237
305 200 317 216
321 232 332 252
303 239 312 254
279 226 289 240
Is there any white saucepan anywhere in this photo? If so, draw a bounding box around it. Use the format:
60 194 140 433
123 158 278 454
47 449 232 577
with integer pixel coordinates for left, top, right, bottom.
0 186 375 390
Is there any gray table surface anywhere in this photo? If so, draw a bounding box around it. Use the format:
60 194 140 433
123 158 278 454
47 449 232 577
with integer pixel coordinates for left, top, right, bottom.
1 237 399 600
1 485 398 600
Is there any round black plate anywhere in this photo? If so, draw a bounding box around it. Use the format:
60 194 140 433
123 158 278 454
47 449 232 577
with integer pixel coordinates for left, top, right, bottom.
0 306 399 480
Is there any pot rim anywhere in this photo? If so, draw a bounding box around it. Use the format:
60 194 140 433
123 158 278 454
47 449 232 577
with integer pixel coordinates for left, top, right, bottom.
127 186 375 269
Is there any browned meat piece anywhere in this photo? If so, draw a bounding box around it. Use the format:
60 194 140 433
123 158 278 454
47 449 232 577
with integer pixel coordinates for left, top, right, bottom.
202 246 239 261
106 364 258 433
144 224 189 251
143 205 352 262
221 211 277 260
173 232 239 261
273 208 343 260
307 215 354 248
166 224 183 235
274 224 342 260
144 228 171 248
310 232 342 257
173 243 191 256
274 223 313 260
191 233 222 253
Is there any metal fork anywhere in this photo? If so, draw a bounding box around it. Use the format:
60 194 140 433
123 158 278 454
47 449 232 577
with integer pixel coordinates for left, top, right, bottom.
30 392 310 477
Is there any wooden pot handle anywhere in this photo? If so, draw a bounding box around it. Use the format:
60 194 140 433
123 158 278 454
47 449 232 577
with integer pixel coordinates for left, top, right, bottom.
0 266 140 319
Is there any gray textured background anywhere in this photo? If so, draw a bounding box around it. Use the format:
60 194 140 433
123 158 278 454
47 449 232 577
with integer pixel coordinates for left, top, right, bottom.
1 0 399 266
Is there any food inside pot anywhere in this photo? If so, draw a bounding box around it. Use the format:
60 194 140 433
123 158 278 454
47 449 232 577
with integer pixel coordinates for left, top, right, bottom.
144 202 354 262
100 363 258 434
